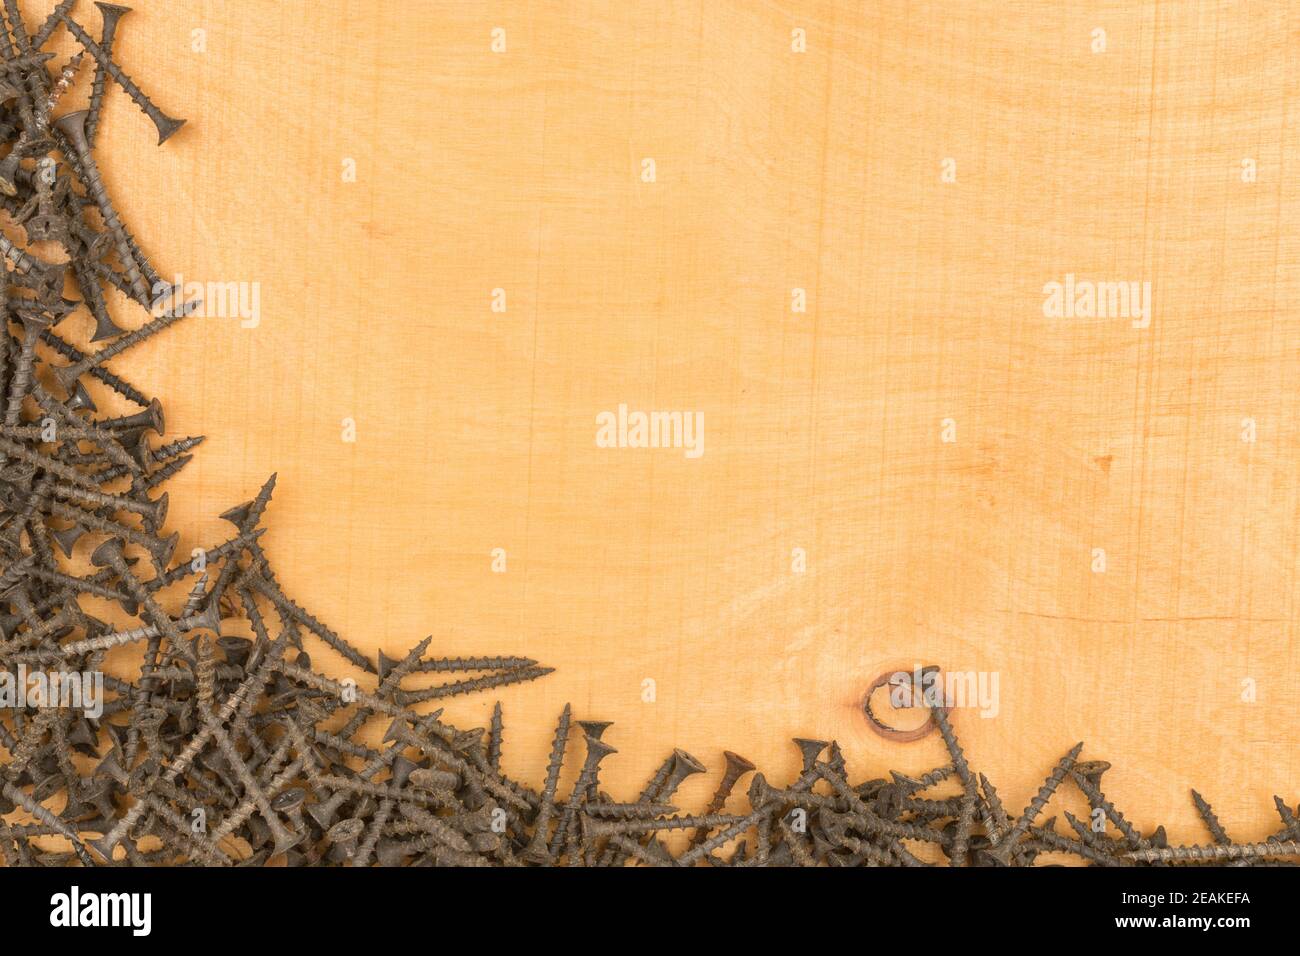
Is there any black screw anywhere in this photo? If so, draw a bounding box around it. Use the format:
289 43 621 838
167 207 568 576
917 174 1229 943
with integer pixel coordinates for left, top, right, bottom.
52 109 151 304
85 2 131 145
60 13 185 144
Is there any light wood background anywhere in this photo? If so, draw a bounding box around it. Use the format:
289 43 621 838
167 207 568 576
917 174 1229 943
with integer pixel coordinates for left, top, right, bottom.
36 0 1300 844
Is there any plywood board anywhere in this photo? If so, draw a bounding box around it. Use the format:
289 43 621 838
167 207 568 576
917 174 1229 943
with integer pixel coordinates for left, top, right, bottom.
50 0 1300 843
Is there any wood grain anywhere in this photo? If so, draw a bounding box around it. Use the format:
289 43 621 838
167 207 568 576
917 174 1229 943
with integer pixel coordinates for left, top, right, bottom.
42 0 1300 843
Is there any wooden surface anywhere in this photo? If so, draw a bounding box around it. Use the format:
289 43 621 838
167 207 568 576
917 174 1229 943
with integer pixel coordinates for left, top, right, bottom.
46 0 1300 842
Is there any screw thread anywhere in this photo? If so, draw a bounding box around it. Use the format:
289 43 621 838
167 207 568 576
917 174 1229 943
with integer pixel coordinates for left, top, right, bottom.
246 572 373 673
43 51 82 113
140 453 191 491
398 665 553 705
929 704 972 789
1189 789 1231 845
1002 742 1083 849
61 14 184 142
30 0 76 49
1128 840 1300 863
85 5 128 144
40 328 150 406
2 781 96 867
415 654 538 672
486 701 504 770
1071 769 1145 849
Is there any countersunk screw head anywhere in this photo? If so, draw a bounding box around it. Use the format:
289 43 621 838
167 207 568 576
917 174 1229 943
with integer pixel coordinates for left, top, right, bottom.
792 737 829 772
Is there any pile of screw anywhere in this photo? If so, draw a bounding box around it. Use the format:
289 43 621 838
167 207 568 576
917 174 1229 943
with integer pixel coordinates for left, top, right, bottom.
0 0 563 866
0 1 1296 868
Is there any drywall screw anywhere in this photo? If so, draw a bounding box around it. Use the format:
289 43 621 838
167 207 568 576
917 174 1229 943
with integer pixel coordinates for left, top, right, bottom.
1269 796 1300 843
3 1 32 55
97 397 164 434
71 255 127 342
350 796 394 867
39 328 150 405
929 702 973 789
52 110 151 303
24 564 136 609
324 818 365 864
521 703 572 864
269 786 307 837
1073 759 1111 813
0 5 19 58
1128 841 1300 863
585 812 741 840
148 434 206 463
792 737 828 773
313 774 442 808
901 795 965 817
179 573 210 617
1030 822 1119 866
1070 767 1147 850
548 734 618 856
193 631 216 713
584 801 679 820
138 453 192 492
49 295 197 396
656 749 707 802
408 768 460 792
1061 810 1123 865
52 483 167 528
413 655 537 673
209 474 278 597
824 740 847 778
30 0 78 49
206 719 301 858
945 779 977 866
978 772 1009 845
85 2 130 145
60 14 185 143
600 833 673 868
42 51 82 117
1190 788 1231 845
57 603 217 656
776 816 816 866
487 702 504 770
3 707 57 780
395 801 472 854
988 741 1083 864
396 665 554 704
602 748 707 867
2 780 97 866
148 529 263 589
241 568 374 673
890 763 955 795
4 312 48 426
89 536 185 652
1 416 133 488
332 635 431 746
6 818 112 839
273 663 452 743
43 502 175 568
690 750 755 845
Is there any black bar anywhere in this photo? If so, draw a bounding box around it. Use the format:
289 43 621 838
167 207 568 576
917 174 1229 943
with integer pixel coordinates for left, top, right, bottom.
3 863 1287 941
